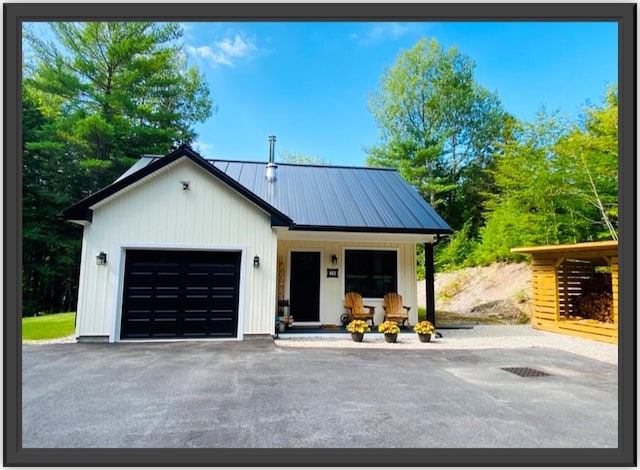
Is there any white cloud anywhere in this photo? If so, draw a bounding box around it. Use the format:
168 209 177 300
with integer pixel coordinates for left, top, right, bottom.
351 22 412 45
186 34 258 67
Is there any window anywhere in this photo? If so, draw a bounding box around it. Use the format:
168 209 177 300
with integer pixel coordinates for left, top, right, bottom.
345 250 397 298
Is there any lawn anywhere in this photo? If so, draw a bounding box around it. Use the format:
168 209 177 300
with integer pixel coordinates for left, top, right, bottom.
22 312 75 340
418 307 518 325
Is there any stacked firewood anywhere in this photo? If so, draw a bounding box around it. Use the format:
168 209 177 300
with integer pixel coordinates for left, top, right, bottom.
572 291 613 323
571 273 614 323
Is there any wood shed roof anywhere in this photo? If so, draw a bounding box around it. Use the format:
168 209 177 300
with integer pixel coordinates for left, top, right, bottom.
511 240 618 257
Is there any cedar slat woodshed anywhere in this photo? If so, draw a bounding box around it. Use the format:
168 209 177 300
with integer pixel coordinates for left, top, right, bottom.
512 241 618 344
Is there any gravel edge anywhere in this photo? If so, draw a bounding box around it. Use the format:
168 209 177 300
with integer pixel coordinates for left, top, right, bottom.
275 325 618 365
22 326 618 365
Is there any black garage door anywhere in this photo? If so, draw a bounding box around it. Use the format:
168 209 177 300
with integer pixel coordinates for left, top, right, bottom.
121 250 241 339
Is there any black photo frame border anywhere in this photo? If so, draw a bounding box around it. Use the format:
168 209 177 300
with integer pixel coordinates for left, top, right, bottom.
4 2 636 467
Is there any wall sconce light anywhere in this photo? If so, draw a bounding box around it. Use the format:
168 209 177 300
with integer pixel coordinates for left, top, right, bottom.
180 180 190 190
253 255 260 268
331 254 338 265
96 251 107 265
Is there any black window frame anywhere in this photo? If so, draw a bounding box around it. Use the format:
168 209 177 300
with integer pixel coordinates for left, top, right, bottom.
344 249 398 299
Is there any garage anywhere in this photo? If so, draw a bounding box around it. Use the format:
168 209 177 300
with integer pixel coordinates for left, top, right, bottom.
120 250 241 340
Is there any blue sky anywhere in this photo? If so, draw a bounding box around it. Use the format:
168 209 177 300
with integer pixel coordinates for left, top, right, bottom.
180 21 617 167
25 21 618 167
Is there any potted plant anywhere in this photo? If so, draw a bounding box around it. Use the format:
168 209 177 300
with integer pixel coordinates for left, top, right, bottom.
346 320 370 342
378 320 400 343
414 320 436 342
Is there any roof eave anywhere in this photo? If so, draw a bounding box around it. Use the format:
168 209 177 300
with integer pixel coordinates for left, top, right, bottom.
289 224 453 235
60 145 293 227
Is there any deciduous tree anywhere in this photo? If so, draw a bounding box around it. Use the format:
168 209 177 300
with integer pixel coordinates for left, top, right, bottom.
366 38 510 235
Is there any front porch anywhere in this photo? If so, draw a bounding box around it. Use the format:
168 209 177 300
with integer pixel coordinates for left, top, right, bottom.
275 233 439 330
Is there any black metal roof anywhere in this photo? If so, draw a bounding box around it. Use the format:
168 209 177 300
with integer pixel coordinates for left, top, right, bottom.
62 145 452 235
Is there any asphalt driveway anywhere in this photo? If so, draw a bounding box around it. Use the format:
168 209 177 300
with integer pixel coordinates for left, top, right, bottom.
22 339 617 450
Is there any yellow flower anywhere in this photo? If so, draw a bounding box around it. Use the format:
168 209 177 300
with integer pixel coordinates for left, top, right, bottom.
378 321 400 334
346 320 371 334
413 321 435 335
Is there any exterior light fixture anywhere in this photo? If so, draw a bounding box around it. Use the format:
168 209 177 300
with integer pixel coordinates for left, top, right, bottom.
180 180 190 190
253 255 260 268
96 251 107 265
331 254 338 265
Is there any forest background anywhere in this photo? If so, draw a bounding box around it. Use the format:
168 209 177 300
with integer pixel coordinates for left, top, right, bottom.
21 22 618 316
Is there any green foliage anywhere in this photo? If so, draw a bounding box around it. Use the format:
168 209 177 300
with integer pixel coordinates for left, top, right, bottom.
471 199 545 265
22 22 214 316
279 149 329 165
24 22 214 190
22 91 84 316
472 88 618 263
22 312 76 340
556 85 618 240
366 37 510 238
434 219 478 272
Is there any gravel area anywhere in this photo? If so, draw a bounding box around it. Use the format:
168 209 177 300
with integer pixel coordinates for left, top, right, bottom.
275 325 618 365
23 326 617 365
22 334 77 345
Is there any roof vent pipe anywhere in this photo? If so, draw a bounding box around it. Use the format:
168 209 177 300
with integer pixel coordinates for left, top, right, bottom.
266 135 277 182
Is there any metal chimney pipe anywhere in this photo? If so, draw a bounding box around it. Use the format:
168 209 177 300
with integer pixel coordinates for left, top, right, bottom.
266 135 277 182
268 135 276 163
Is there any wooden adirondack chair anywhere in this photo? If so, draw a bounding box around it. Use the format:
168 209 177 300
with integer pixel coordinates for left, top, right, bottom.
382 293 411 328
344 292 376 327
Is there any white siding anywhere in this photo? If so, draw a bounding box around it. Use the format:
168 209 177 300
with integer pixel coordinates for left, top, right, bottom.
278 239 418 326
76 158 277 341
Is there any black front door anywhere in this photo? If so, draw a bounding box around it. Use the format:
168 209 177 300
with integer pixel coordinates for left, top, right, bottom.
290 251 320 322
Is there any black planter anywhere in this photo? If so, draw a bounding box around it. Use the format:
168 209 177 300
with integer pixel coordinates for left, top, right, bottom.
351 332 364 342
384 333 398 343
418 333 432 343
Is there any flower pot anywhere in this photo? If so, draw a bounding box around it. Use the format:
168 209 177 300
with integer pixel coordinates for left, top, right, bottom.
384 333 398 343
351 332 364 342
418 333 432 343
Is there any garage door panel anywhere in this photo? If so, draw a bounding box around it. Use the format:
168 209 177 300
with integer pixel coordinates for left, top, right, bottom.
121 250 240 339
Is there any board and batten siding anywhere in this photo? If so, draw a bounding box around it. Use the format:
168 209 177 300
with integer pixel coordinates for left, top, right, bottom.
278 239 418 326
75 158 277 341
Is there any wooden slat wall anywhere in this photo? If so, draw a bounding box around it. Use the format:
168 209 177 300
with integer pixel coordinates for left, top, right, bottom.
532 318 618 344
557 259 595 317
531 257 559 322
611 256 618 324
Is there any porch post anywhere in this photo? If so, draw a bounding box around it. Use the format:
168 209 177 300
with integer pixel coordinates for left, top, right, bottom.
424 242 436 327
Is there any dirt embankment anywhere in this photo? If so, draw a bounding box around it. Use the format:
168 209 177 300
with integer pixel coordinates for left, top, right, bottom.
418 262 532 324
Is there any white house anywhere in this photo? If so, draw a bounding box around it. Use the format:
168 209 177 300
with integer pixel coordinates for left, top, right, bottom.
62 141 452 342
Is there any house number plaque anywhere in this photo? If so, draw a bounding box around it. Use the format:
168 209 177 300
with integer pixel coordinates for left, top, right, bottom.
327 268 338 278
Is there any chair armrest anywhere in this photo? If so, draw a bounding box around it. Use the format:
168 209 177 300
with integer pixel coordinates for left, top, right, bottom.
403 306 411 313
363 305 376 314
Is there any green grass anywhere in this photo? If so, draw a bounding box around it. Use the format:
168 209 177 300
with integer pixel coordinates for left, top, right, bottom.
417 307 514 325
22 312 75 340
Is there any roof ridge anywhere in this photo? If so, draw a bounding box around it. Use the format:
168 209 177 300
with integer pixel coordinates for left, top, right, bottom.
205 158 398 171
